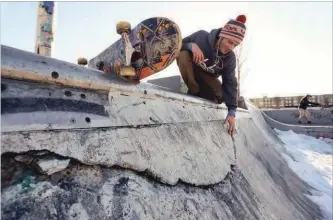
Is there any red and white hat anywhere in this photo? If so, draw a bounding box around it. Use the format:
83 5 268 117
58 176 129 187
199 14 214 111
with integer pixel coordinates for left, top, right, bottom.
219 15 247 44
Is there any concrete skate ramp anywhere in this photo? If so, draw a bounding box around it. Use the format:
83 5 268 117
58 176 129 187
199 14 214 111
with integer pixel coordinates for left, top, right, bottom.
1 45 250 185
146 75 182 93
1 45 323 219
261 109 333 139
263 108 333 126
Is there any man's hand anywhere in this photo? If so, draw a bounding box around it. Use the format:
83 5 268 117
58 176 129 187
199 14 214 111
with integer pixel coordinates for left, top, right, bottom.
224 115 236 137
191 43 205 64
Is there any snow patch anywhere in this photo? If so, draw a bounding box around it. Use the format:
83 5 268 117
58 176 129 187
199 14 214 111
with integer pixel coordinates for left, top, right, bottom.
275 129 332 220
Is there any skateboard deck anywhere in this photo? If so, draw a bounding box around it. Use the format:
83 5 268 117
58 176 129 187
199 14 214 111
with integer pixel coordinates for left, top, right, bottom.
88 17 182 82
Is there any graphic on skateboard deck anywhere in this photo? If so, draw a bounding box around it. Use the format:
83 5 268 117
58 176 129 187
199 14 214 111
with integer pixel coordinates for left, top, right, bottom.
87 17 182 82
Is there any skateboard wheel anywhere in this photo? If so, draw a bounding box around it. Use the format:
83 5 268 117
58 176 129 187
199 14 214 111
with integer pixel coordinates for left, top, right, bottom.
120 66 136 76
77 57 87 65
116 21 131 34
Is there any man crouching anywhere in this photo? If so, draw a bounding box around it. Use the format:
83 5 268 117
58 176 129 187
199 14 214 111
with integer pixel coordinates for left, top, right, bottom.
176 15 247 137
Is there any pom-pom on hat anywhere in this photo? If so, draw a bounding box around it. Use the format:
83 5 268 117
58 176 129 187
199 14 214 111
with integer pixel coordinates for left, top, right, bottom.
219 15 247 44
77 57 88 65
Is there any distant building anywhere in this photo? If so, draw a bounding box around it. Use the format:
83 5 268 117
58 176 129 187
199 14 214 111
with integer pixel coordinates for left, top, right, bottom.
250 94 333 109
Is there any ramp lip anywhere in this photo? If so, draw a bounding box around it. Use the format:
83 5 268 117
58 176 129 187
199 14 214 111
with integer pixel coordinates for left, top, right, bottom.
1 44 252 114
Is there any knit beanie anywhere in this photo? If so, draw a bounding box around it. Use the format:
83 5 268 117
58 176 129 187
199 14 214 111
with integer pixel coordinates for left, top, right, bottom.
219 15 247 44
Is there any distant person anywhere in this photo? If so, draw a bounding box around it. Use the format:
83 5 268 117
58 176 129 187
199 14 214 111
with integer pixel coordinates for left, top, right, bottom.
77 57 88 66
176 14 247 136
298 94 321 124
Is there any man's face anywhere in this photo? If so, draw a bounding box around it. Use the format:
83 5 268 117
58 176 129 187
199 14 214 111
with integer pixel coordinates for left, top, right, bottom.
219 38 238 54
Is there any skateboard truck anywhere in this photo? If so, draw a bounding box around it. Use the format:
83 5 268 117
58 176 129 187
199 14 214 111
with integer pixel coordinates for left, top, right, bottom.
116 21 136 77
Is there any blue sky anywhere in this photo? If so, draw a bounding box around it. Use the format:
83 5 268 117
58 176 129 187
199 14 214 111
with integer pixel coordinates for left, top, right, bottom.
1 2 332 98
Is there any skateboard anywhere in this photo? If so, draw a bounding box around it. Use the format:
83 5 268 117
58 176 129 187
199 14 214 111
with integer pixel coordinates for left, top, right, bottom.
87 17 182 83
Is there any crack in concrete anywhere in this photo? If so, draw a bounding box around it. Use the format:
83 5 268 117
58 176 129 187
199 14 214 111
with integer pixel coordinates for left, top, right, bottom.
2 150 237 189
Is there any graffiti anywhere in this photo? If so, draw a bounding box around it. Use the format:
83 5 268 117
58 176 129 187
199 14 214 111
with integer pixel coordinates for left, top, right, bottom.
41 1 54 14
40 23 53 47
40 22 53 48
41 23 52 32
291 110 333 119
38 2 54 48
19 173 38 194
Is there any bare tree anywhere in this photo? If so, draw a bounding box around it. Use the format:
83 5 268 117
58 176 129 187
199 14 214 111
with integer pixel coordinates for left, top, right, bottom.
234 43 249 100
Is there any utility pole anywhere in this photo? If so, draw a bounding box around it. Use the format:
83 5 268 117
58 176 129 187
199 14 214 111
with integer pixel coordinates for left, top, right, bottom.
35 1 55 57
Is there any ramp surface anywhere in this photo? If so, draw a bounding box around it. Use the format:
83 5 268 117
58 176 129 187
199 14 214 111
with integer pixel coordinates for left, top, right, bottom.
263 108 333 126
261 109 333 139
1 45 323 220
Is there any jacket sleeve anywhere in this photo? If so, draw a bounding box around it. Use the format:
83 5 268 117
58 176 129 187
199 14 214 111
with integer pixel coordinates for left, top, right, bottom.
308 101 320 106
181 30 206 51
221 57 238 117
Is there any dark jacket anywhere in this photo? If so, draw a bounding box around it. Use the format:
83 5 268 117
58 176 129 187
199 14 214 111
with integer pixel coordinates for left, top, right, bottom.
181 29 238 115
299 96 320 110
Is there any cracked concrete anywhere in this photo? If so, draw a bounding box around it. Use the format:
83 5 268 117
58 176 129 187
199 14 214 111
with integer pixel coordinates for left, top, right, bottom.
1 45 324 219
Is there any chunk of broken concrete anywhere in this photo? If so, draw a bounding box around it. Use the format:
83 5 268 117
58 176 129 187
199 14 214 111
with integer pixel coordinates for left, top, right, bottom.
34 157 70 175
14 155 34 164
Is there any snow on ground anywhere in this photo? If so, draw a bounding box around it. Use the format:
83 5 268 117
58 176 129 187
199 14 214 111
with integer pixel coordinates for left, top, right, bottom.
274 129 333 220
